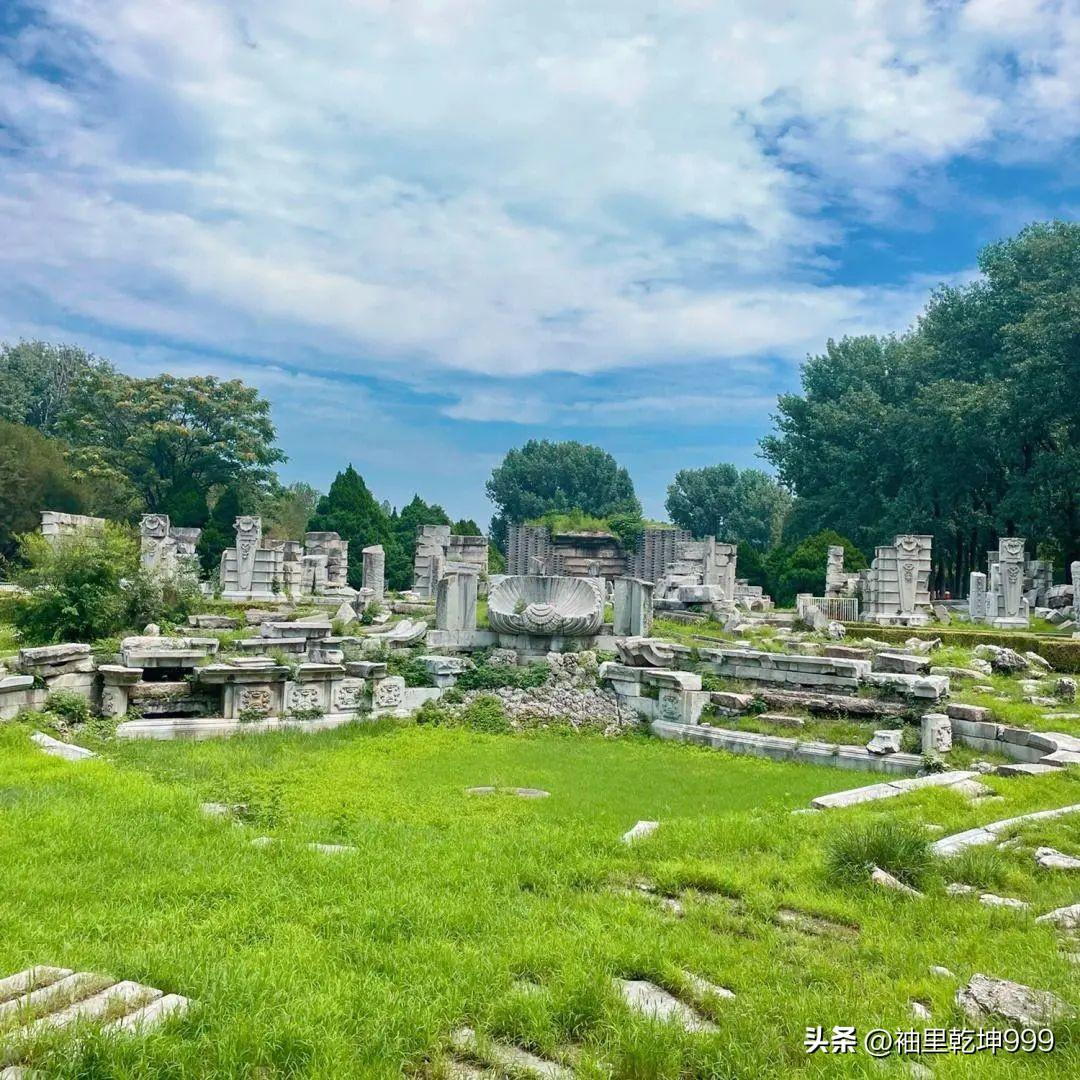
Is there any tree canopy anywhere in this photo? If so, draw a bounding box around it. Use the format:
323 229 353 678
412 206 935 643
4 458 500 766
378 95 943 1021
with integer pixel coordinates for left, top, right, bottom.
762 221 1080 589
665 464 790 548
486 440 641 548
308 466 395 589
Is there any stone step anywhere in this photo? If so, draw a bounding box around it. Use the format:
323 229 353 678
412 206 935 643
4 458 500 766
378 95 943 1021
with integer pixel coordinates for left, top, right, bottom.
614 978 717 1033
449 1026 573 1079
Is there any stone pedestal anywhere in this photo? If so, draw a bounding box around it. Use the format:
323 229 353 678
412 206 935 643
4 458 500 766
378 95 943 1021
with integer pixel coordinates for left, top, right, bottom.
968 572 987 620
435 571 478 631
613 577 654 637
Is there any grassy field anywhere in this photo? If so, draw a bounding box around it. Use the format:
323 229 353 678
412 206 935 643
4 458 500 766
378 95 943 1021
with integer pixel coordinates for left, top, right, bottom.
2 720 1079 1078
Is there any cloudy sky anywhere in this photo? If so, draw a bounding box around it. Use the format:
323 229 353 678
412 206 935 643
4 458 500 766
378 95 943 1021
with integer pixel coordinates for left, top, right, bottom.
1 1 1078 524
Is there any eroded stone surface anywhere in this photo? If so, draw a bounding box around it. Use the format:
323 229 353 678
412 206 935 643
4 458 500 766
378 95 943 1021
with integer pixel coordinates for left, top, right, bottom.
449 1026 573 1080
871 866 923 897
1036 903 1080 930
622 820 659 844
956 973 1073 1025
29 731 94 761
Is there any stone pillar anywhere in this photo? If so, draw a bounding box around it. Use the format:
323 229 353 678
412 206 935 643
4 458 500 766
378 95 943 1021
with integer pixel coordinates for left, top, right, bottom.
362 544 386 601
1072 561 1080 620
139 514 173 574
613 577 654 637
999 538 1025 619
98 665 142 718
968 572 987 621
435 571 478 632
825 545 845 597
921 713 952 755
233 516 262 593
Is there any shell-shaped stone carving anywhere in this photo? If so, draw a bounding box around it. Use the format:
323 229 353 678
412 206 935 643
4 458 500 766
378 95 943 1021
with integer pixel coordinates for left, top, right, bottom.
488 575 604 637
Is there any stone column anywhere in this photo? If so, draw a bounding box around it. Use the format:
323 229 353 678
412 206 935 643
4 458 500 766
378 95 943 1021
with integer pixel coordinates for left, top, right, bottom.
998 538 1025 619
1072 561 1080 620
234 516 262 593
435 571 478 632
968 572 987 621
921 713 952 754
362 544 386 601
98 665 142 718
613 577 654 637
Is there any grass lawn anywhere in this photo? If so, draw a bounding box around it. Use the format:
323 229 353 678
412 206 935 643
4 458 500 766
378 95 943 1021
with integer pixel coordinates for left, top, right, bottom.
2 721 1079 1077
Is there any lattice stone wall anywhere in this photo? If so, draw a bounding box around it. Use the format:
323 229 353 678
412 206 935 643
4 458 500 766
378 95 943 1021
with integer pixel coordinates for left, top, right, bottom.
627 527 692 584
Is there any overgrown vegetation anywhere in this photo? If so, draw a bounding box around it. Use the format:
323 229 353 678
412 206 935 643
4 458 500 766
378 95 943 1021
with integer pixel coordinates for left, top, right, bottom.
824 818 933 888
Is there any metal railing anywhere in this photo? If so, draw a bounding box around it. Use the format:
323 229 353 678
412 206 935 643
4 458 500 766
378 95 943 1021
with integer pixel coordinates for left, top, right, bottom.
797 595 859 622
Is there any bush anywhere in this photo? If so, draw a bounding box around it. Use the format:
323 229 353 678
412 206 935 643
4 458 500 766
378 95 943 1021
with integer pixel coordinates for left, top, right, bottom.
456 660 549 692
43 689 91 726
461 695 511 734
123 566 202 629
13 526 139 643
385 649 434 687
943 846 1007 891
414 699 452 725
824 819 932 888
899 726 922 754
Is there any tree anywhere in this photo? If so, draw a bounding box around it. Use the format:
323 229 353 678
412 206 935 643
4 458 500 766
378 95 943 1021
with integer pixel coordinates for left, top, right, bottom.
761 221 1080 589
764 529 869 607
308 466 393 589
452 518 481 535
259 481 321 540
665 464 790 546
61 370 283 518
0 421 83 560
0 341 105 435
486 440 641 548
197 485 248 574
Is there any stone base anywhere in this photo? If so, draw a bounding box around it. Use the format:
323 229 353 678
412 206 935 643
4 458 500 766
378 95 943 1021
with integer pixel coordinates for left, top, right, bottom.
861 612 932 627
988 617 1031 630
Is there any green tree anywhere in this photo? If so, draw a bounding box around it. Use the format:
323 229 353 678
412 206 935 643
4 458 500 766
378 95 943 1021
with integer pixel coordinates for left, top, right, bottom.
61 370 283 518
308 466 393 589
665 464 790 546
486 440 641 549
0 421 83 560
197 485 248 575
0 341 105 435
259 481 321 540
452 518 481 535
764 529 869 607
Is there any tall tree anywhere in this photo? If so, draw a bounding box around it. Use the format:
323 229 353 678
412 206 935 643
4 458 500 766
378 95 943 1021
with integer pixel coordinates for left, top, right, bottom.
0 421 83 560
61 370 283 518
386 495 451 591
0 341 105 435
665 464 790 546
486 440 641 548
259 481 321 540
308 466 393 589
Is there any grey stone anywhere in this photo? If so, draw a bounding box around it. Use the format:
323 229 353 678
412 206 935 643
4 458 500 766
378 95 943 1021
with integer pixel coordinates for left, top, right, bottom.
1035 903 1080 930
873 651 931 675
614 979 717 1033
680 970 735 1000
622 820 659 844
973 644 1027 673
871 866 923 897
928 965 955 979
1034 847 1080 870
978 893 1029 910
996 763 1059 777
1054 677 1077 702
866 729 902 755
448 1027 573 1080
30 731 95 761
921 713 952 754
956 973 1073 1025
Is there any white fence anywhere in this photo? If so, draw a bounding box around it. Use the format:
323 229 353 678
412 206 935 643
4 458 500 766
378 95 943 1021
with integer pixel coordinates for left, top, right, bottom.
797 595 859 622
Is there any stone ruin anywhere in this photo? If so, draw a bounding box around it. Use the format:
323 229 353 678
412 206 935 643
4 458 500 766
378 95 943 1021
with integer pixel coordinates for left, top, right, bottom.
654 537 739 616
219 516 355 603
825 545 859 597
139 514 201 578
858 534 933 626
969 537 1031 629
39 510 108 541
412 525 488 599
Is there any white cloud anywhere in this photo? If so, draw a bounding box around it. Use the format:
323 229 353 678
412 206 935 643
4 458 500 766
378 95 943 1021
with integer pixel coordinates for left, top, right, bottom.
0 0 1076 392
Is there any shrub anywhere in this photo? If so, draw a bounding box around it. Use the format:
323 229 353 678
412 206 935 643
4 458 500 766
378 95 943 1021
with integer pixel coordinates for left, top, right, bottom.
13 526 138 643
824 819 932 888
461 694 511 734
123 566 202 629
456 661 549 692
943 846 1007 891
414 699 451 725
899 726 922 754
386 649 434 687
43 689 91 726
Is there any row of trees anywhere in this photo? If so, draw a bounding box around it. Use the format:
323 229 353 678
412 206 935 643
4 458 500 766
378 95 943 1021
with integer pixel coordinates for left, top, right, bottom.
762 221 1080 594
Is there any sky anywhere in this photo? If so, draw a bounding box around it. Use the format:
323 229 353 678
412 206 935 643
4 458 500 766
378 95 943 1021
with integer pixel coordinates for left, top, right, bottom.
1 0 1078 526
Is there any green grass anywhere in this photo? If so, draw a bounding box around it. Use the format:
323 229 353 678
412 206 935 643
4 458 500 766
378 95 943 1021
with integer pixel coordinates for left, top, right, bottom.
2 721 1079 1077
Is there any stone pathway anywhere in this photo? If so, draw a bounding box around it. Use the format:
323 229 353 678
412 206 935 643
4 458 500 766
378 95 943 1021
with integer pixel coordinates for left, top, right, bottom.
613 979 717 1033
932 804 1080 855
1035 847 1080 870
0 965 192 1056
28 732 94 762
449 1026 573 1080
774 908 859 940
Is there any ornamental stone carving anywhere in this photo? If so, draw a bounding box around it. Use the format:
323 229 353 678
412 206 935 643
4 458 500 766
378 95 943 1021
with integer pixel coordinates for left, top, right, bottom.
239 687 272 715
287 685 323 712
487 575 604 637
372 676 405 709
333 679 366 711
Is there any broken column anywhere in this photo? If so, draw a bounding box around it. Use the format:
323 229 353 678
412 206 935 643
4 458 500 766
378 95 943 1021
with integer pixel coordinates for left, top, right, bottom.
362 544 386 601
968 571 987 620
613 577 654 637
435 571 478 632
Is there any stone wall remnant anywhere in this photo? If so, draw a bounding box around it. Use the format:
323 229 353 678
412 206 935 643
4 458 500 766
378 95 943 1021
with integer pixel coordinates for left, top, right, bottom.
859 534 933 626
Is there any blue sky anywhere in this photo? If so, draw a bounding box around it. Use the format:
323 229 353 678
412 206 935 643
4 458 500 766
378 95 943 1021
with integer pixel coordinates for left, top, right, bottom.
1 0 1078 525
